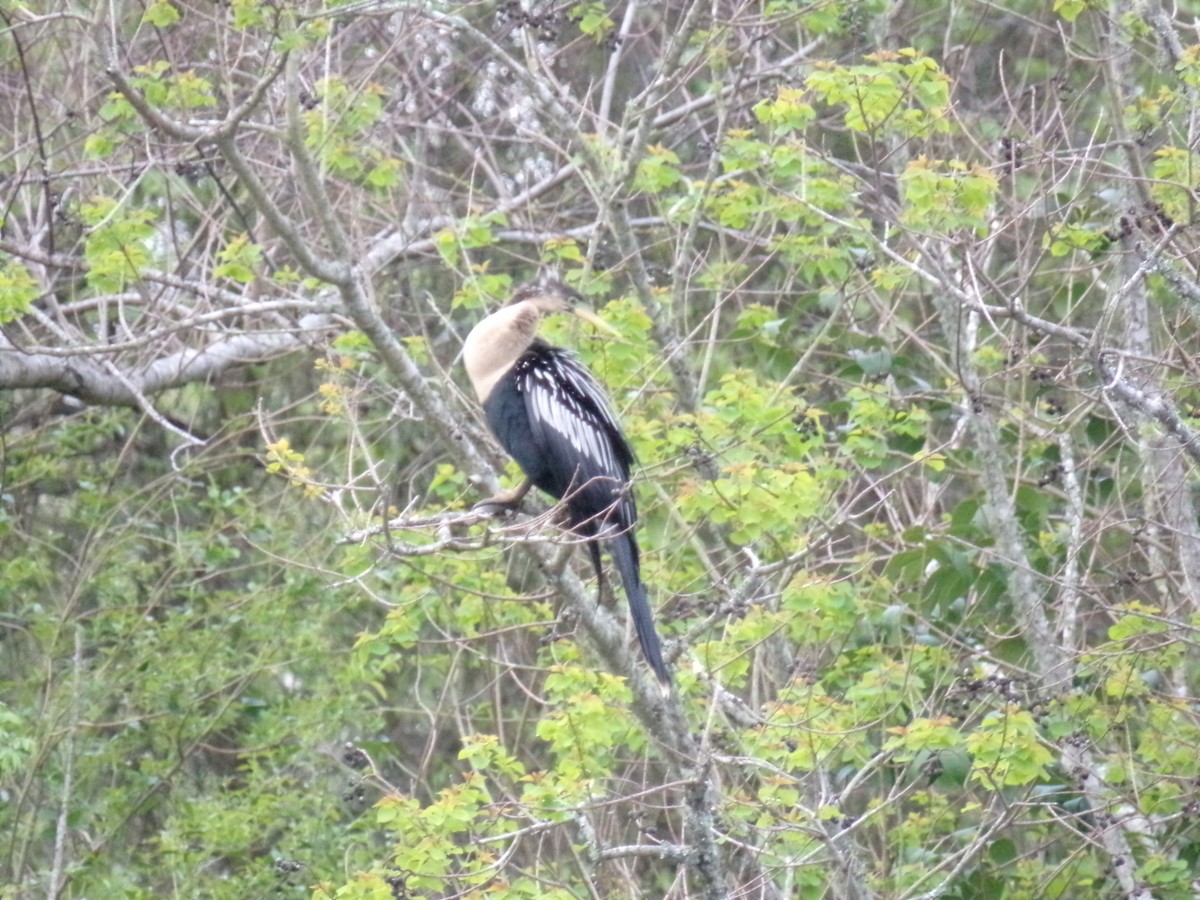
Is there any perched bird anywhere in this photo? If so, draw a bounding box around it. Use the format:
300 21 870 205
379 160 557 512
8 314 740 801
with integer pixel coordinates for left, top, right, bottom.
462 279 670 686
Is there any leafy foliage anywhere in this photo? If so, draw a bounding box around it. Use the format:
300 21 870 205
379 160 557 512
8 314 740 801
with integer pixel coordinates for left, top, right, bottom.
4 1 1200 898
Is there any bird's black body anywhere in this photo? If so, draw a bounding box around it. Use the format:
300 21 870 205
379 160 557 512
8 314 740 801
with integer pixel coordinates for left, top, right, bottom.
482 338 669 684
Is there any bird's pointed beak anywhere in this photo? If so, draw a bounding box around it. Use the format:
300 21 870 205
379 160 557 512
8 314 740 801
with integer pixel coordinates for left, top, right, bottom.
572 306 623 338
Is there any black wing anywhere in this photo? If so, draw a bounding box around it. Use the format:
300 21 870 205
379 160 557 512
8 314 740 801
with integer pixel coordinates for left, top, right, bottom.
514 344 670 685
517 344 636 533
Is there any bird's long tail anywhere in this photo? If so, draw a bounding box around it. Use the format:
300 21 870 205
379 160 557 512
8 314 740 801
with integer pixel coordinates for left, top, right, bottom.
608 532 671 686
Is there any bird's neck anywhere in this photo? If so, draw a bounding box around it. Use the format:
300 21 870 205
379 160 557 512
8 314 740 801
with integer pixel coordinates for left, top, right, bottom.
463 302 541 401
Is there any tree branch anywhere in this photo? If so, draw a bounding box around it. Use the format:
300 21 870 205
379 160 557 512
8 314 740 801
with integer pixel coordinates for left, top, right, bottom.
0 318 330 406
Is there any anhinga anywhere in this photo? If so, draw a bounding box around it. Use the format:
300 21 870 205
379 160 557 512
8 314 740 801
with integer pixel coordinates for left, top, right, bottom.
463 280 670 686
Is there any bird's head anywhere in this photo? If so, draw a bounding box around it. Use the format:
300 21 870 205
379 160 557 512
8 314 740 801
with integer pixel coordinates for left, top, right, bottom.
508 278 621 336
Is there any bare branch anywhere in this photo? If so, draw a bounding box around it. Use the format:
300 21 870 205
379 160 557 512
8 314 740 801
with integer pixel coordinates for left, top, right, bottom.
0 317 331 406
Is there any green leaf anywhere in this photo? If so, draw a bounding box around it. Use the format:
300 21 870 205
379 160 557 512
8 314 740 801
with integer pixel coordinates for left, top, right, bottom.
1108 603 1167 641
214 234 264 284
364 154 402 192
143 0 180 27
1053 0 1089 22
570 2 614 42
753 86 816 135
634 144 684 193
84 132 120 158
884 716 964 762
966 707 1053 788
900 157 998 235
230 0 266 29
168 70 216 109
0 703 36 778
0 259 39 323
80 197 157 292
806 50 951 138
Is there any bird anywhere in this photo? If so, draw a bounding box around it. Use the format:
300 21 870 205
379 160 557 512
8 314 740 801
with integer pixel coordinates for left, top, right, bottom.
462 279 671 686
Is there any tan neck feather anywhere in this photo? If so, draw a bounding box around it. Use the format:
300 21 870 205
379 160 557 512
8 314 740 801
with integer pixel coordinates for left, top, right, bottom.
463 302 541 401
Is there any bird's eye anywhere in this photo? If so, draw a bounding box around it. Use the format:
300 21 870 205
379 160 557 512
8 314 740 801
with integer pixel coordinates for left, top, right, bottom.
560 285 585 307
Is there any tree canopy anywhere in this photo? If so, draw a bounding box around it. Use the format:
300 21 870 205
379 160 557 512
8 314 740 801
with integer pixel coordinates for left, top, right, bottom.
4 1 1200 898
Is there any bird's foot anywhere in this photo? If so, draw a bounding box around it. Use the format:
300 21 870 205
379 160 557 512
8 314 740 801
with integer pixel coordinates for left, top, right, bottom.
472 482 532 517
